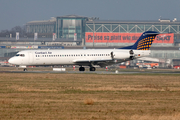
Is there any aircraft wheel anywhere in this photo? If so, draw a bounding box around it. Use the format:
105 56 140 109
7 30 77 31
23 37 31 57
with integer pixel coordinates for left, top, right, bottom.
90 67 96 71
79 67 85 71
24 68 27 71
130 56 134 60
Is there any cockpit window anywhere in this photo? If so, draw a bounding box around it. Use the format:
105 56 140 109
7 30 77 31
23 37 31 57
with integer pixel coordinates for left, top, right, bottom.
16 54 25 57
20 54 25 57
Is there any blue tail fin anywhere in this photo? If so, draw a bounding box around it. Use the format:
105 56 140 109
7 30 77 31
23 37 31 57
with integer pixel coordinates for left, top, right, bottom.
132 31 159 50
121 31 159 50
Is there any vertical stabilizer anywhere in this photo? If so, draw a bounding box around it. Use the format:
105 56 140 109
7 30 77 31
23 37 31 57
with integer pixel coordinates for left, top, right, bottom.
131 31 159 50
120 31 159 50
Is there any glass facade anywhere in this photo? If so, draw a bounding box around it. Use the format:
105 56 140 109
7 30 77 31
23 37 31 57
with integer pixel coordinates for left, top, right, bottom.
26 15 88 40
56 16 88 39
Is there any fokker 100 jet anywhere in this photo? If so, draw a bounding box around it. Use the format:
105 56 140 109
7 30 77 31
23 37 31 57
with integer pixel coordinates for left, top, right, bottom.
8 31 159 71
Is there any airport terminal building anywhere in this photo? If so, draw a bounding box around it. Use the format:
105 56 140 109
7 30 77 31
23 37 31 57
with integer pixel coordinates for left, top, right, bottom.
0 15 180 67
25 15 180 46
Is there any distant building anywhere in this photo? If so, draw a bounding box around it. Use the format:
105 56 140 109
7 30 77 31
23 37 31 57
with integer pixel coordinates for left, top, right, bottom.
0 15 180 65
26 15 180 46
26 15 88 41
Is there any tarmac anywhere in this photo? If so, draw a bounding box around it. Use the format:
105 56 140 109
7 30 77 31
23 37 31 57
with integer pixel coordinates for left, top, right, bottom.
1 70 180 74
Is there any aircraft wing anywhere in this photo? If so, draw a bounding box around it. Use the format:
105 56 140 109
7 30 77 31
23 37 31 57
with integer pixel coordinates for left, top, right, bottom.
73 58 130 67
73 59 114 67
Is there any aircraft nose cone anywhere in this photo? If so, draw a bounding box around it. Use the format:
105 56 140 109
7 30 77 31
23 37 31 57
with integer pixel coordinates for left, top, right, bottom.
8 58 14 64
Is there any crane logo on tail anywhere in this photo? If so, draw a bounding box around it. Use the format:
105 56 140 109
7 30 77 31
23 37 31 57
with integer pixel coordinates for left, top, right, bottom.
131 31 159 50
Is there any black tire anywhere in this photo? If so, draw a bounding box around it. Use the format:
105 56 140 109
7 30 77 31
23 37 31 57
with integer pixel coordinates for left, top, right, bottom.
130 56 134 60
79 67 85 71
90 67 96 71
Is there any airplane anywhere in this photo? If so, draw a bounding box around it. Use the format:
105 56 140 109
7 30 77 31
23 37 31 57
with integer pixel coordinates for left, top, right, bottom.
8 31 159 71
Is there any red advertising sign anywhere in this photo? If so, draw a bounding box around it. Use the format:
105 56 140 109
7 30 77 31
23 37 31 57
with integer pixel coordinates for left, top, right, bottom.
85 32 174 43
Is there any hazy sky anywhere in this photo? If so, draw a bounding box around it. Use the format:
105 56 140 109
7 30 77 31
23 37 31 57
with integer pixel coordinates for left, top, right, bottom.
0 0 179 31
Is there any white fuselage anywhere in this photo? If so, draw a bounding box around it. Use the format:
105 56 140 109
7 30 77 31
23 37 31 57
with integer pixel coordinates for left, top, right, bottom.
8 49 151 67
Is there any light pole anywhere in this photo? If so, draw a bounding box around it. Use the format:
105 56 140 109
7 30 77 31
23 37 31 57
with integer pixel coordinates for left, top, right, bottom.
93 20 95 48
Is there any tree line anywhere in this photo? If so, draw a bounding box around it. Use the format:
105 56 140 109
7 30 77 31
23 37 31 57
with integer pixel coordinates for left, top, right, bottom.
0 26 27 38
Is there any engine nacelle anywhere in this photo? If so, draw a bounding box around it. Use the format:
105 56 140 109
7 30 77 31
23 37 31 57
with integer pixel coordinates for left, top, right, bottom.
113 51 130 59
111 50 150 60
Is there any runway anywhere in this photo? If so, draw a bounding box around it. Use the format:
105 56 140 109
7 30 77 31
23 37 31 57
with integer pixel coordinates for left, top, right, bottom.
1 70 180 74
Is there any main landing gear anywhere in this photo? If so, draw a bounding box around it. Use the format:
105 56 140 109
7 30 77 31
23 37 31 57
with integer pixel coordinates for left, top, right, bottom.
23 68 27 71
89 67 96 71
79 67 85 71
79 66 96 71
129 50 134 60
